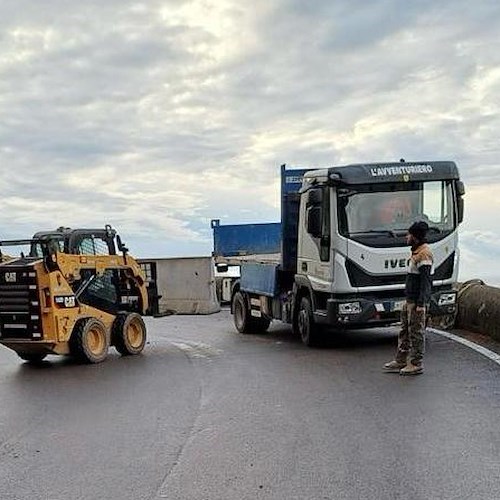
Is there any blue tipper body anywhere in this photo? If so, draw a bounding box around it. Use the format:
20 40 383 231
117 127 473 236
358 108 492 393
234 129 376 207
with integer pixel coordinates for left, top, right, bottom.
240 262 279 296
211 221 281 257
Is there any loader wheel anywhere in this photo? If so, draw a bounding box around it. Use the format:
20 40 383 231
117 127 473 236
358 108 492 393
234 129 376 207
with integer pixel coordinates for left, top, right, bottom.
17 352 47 364
70 318 109 364
233 291 271 334
112 313 147 356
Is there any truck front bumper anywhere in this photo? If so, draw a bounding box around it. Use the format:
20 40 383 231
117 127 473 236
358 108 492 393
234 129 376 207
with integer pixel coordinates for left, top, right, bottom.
320 290 457 329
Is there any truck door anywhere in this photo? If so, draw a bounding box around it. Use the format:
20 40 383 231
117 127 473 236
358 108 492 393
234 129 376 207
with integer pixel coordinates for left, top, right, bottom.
297 186 333 292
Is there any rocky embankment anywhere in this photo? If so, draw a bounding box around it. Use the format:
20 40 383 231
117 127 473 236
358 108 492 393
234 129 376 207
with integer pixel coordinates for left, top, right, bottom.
454 280 500 341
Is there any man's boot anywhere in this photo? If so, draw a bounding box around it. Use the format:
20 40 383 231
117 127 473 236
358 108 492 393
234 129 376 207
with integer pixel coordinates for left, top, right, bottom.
383 360 407 373
400 362 424 376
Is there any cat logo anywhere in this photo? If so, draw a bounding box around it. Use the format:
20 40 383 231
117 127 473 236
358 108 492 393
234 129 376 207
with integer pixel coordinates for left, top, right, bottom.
55 296 76 308
5 272 16 283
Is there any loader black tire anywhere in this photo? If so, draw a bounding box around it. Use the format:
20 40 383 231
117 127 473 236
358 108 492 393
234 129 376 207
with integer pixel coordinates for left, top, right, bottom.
112 313 147 356
70 318 109 364
233 291 271 334
17 352 47 364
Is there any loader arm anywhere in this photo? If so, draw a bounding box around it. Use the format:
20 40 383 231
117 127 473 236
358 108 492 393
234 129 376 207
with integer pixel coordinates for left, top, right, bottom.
54 252 149 315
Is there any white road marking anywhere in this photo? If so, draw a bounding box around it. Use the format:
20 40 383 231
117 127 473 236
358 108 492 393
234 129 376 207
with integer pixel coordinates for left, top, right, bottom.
170 341 222 359
428 328 500 366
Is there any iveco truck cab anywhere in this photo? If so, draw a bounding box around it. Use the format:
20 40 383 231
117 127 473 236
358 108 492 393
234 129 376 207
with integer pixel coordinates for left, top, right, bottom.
212 161 465 346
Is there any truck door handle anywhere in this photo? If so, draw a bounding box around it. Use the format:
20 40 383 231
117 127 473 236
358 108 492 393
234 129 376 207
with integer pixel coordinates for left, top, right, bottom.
302 262 308 272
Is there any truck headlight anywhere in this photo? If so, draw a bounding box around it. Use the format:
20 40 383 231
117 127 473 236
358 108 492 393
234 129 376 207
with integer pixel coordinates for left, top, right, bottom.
438 293 457 306
338 302 362 315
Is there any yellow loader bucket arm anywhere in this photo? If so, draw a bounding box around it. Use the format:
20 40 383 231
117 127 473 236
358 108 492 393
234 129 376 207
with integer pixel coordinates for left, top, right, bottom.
53 252 149 315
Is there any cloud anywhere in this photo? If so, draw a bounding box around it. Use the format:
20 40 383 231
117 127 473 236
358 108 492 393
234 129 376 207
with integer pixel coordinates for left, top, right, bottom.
0 0 499 278
459 230 500 286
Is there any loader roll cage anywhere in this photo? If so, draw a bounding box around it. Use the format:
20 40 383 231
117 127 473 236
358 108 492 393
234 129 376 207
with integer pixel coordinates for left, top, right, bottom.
0 226 120 259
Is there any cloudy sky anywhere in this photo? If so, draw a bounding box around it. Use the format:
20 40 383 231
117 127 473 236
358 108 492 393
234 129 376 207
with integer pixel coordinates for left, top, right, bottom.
1 0 500 283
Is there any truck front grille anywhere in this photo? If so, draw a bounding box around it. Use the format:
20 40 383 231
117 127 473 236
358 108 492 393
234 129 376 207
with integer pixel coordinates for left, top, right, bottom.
0 268 42 340
346 253 455 288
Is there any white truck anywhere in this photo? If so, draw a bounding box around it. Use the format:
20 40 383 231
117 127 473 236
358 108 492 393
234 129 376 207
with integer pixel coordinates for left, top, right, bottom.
212 161 465 346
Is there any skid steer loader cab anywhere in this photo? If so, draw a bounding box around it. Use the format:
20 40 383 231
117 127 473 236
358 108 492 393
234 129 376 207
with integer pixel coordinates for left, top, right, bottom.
0 226 158 364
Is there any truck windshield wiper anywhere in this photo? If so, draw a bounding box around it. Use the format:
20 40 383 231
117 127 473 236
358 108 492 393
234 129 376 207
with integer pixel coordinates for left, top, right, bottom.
350 230 400 238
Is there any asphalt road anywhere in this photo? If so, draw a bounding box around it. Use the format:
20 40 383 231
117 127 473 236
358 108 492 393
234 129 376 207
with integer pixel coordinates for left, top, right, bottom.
1 310 500 500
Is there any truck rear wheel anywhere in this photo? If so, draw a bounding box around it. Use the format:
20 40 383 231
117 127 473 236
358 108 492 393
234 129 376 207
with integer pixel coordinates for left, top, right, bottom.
70 318 110 364
112 313 147 356
298 296 321 347
233 291 270 334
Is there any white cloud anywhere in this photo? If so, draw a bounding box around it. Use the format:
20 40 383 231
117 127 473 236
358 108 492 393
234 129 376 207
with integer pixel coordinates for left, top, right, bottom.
457 183 500 285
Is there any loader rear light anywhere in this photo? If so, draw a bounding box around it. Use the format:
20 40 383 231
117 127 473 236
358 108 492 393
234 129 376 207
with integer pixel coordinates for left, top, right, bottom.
44 288 52 307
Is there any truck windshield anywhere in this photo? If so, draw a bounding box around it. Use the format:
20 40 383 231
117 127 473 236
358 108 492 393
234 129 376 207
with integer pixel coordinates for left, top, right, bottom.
338 180 455 246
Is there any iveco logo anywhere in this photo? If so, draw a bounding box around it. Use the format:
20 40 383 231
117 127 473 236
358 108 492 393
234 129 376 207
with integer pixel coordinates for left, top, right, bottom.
384 259 410 269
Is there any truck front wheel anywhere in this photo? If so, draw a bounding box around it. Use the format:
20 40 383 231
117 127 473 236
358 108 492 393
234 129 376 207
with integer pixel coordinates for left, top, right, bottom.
298 296 321 347
233 291 270 334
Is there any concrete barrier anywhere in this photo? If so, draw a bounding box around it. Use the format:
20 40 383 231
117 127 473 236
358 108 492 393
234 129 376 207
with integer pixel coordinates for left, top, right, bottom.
139 257 220 315
455 280 500 340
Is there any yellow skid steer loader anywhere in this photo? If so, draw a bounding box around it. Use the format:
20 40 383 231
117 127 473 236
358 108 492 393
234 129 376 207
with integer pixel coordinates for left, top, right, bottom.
0 226 156 364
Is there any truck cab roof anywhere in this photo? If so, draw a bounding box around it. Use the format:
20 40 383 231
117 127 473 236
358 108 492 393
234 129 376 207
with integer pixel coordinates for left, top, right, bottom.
301 161 459 187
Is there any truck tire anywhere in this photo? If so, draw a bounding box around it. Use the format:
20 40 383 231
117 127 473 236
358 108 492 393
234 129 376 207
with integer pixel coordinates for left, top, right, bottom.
233 291 270 334
70 318 110 364
112 313 147 356
297 296 321 347
17 352 47 364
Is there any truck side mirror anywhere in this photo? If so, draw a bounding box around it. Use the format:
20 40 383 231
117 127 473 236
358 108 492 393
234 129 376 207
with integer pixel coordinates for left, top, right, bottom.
307 188 323 207
456 181 465 223
307 207 322 238
457 197 464 224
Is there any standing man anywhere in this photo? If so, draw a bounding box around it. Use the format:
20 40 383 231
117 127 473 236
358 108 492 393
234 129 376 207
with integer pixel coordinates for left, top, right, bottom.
384 221 434 376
